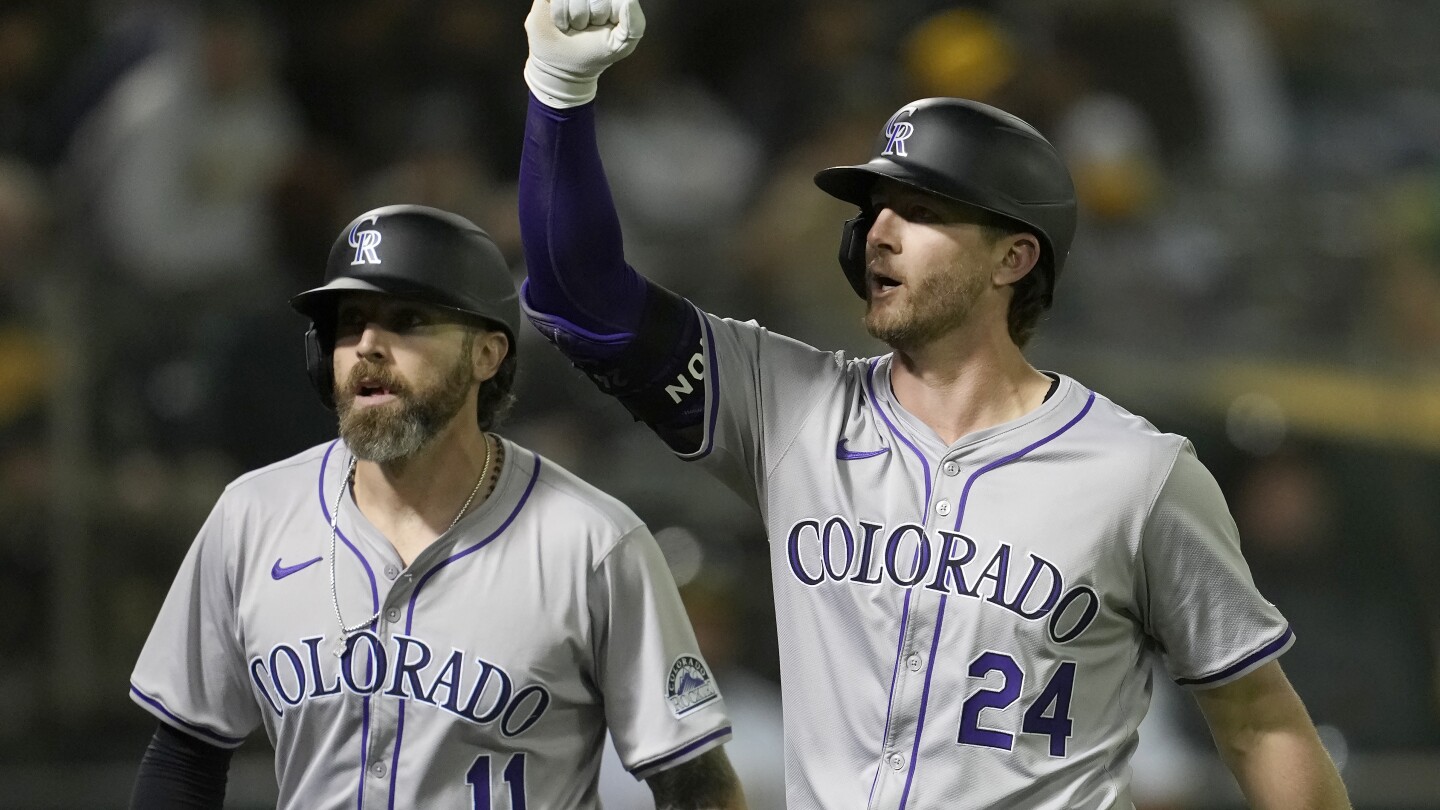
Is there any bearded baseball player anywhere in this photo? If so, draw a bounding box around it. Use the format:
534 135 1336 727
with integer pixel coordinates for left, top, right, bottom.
128 205 747 809
517 1 1352 808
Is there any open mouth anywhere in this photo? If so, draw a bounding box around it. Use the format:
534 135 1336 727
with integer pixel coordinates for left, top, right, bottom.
354 379 399 403
869 270 902 295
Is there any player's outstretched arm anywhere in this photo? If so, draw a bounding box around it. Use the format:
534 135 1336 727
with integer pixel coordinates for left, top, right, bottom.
519 0 653 339
1193 661 1351 809
519 0 710 450
644 747 749 810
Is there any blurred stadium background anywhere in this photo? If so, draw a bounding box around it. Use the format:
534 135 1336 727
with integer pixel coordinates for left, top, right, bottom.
1 0 1439 806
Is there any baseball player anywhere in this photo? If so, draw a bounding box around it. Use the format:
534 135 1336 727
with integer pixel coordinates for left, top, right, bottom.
128 205 747 809
517 1 1352 808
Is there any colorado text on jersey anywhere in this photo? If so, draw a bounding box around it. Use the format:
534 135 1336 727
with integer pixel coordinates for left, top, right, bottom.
785 517 1099 644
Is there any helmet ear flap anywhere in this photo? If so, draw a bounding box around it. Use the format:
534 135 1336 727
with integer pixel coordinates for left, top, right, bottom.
839 212 873 299
304 325 336 410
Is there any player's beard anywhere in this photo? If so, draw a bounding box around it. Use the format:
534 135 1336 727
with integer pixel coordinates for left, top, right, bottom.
865 260 988 352
335 341 474 463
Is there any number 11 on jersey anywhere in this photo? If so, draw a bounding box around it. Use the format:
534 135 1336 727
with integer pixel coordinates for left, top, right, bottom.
467 752 528 809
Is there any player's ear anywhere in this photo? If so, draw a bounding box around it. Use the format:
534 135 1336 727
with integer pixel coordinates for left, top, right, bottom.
993 232 1041 287
472 329 510 383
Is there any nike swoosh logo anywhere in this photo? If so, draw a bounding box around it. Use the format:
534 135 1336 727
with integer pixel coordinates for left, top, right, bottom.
271 556 323 580
836 439 889 461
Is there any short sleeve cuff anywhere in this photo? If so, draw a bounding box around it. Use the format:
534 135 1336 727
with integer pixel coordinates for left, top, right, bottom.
1174 625 1295 690
129 684 248 749
627 725 733 781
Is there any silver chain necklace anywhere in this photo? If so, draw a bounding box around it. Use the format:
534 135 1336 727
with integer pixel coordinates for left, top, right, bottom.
328 434 494 656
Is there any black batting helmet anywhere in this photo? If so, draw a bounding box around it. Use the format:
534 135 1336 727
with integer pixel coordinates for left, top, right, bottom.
290 204 519 409
814 97 1076 306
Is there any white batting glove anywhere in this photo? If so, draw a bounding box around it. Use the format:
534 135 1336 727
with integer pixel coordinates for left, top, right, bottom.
524 0 647 108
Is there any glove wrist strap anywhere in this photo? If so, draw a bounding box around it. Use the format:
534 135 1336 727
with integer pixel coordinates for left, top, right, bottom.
524 57 599 109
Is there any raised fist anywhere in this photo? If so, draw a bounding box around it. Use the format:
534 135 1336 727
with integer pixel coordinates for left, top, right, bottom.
524 0 646 108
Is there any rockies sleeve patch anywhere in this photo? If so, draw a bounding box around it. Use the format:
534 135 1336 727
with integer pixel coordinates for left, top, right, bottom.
666 655 720 716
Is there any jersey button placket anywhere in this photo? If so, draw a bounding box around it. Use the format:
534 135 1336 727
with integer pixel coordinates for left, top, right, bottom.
877 485 958 806
878 573 941 805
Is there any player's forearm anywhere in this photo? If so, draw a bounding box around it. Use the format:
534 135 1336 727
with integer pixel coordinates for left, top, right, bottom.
1196 664 1350 810
1215 724 1350 810
645 747 749 810
518 94 648 333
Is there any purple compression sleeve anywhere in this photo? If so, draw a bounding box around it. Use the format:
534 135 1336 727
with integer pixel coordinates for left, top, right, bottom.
517 93 706 449
519 94 648 349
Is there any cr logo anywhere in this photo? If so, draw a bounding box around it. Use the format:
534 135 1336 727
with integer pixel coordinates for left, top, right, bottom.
349 216 383 265
881 105 919 158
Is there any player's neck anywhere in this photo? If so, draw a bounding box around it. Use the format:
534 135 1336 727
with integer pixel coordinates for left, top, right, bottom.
889 329 1050 446
351 419 495 559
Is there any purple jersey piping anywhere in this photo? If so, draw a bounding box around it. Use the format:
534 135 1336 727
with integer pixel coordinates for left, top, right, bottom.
628 726 735 779
319 441 381 610
386 453 543 807
863 358 931 509
1175 625 1294 686
867 589 915 803
358 699 371 810
520 279 636 345
899 390 1096 808
897 597 950 806
862 357 934 801
691 314 722 460
129 684 248 747
318 440 381 809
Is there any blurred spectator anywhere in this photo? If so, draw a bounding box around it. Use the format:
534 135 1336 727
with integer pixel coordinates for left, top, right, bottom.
1049 0 1207 168
1051 92 1244 353
1174 0 1295 182
62 4 303 455
900 7 1019 106
68 4 299 295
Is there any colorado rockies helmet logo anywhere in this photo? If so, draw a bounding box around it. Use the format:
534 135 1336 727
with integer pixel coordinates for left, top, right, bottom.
349 216 383 265
880 105 919 158
665 655 719 716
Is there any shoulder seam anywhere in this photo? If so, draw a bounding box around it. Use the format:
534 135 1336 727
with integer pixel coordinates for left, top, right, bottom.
590 523 650 574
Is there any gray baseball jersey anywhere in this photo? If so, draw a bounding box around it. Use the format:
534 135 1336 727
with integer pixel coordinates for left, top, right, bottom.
678 312 1291 810
130 437 731 810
